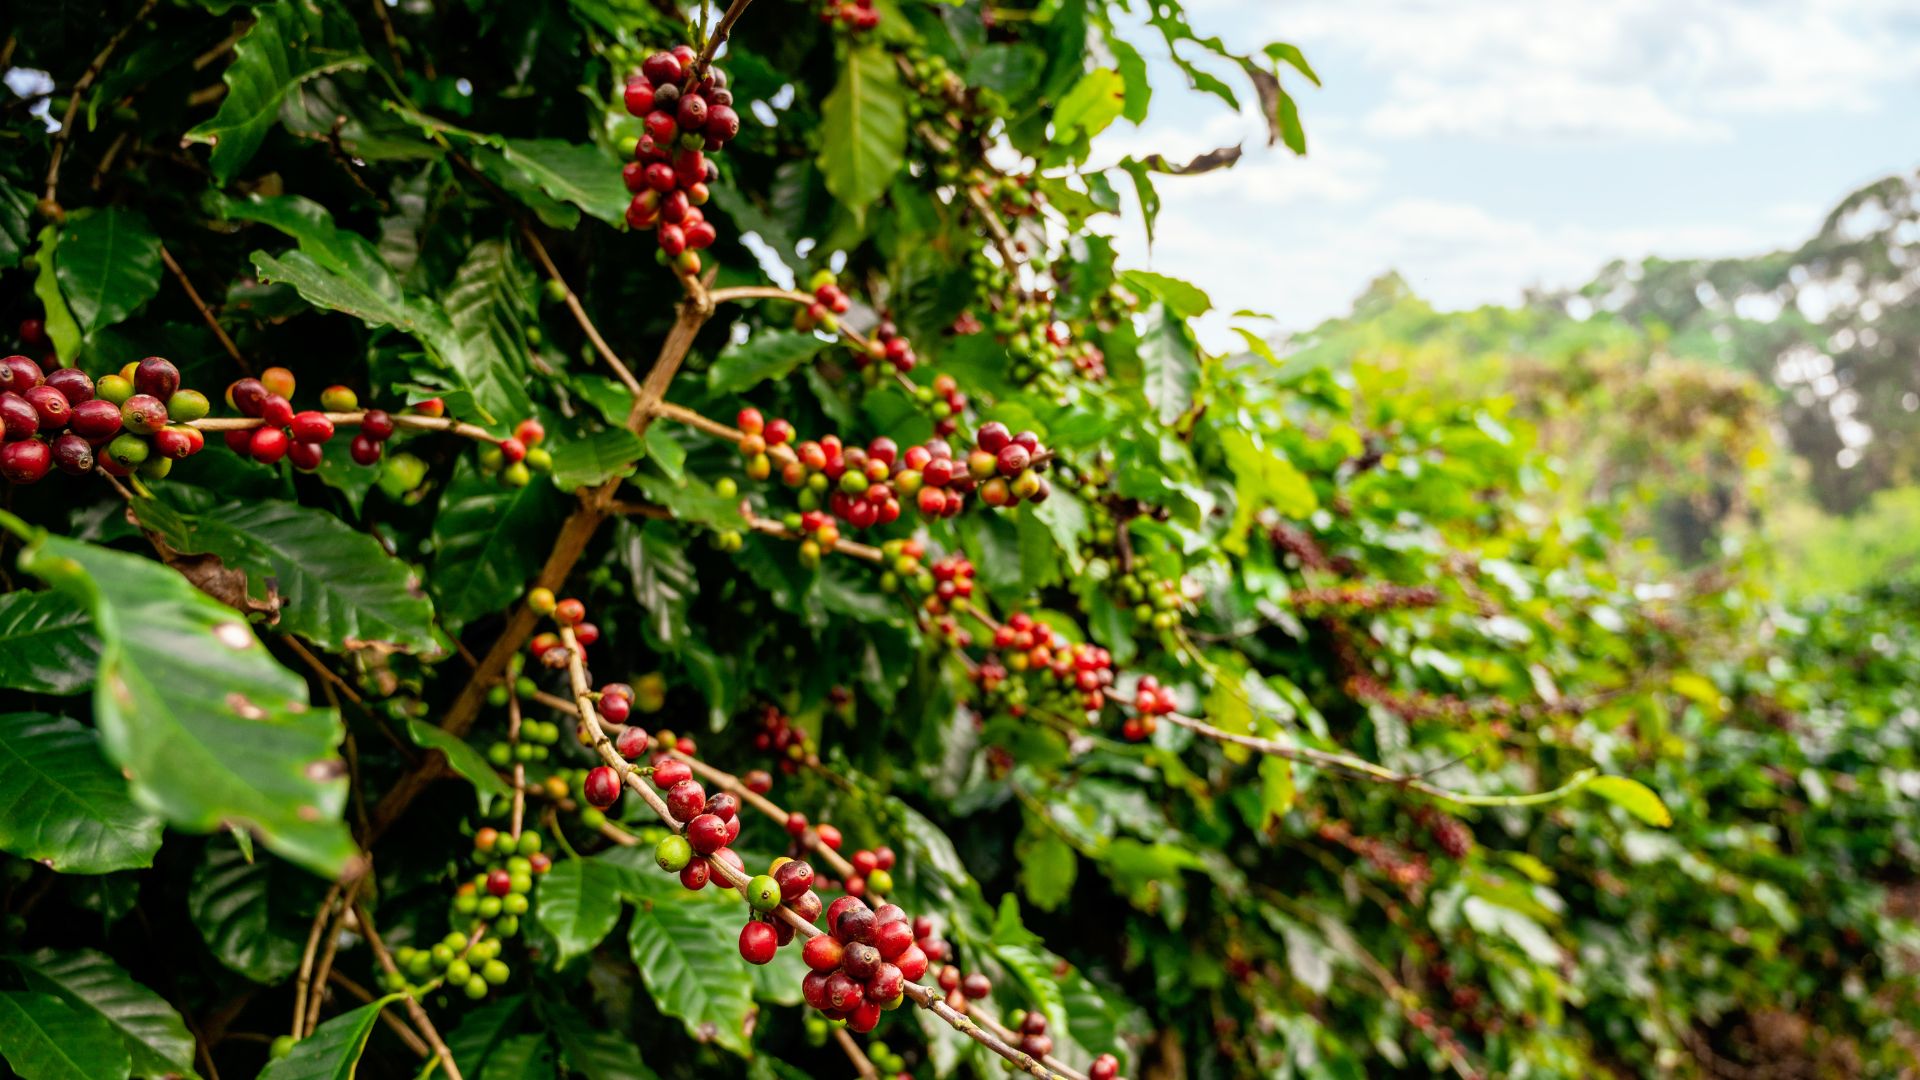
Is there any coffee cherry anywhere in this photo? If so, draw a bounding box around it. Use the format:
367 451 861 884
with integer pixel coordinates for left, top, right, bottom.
583 765 622 808
153 425 203 460
739 920 778 965
554 597 586 626
679 858 712 890
665 779 707 822
642 51 682 86
873 918 913 960
653 759 692 788
0 355 41 389
68 399 121 441
853 849 878 876
1 439 50 483
22 386 68 432
961 973 991 999
134 357 180 400
349 435 381 465
836 906 876 946
168 389 210 422
817 824 843 850
803 934 844 972
49 433 93 475
615 726 649 760
655 834 694 872
288 440 324 471
261 395 294 428
686 813 728 854
774 859 814 901
360 409 395 441
106 433 149 469
866 962 903 1004
746 874 781 912
43 368 93 405
866 868 893 895
745 770 773 794
227 378 268 415
260 366 296 399
1090 1054 1119 1080
848 1000 881 1033
827 895 867 934
317 385 356 411
250 426 289 464
843 941 881 980
120 395 168 435
487 868 512 897
789 888 824 923
290 411 334 443
895 943 928 982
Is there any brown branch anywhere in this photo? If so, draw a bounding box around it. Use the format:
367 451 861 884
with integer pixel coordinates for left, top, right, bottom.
519 224 644 399
694 0 755 73
190 411 500 443
744 511 885 563
507 687 527 840
650 400 745 443
304 878 364 1037
352 903 465 1080
834 1027 881 1080
284 635 364 707
160 244 251 374
42 0 159 210
326 970 431 1058
292 884 344 1038
552 628 1065 1079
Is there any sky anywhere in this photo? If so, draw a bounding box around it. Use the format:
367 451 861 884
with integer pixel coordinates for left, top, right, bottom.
1091 0 1920 349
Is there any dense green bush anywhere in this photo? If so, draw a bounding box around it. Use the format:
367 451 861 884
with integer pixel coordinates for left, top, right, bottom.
1 2 1916 1079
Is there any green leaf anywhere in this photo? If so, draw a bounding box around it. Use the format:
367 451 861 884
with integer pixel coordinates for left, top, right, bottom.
548 428 646 489
1265 42 1321 86
1119 270 1210 319
0 180 32 270
483 139 631 227
1116 158 1161 249
818 45 908 224
5 950 198 1080
29 227 82 365
183 1 370 182
0 991 130 1080
1587 776 1673 828
15 528 354 877
0 590 100 695
617 518 700 654
626 879 756 1055
1055 68 1126 141
1135 304 1199 426
965 44 1046 98
1017 823 1078 912
706 331 827 395
442 240 538 428
0 714 162 875
447 996 525 1078
188 844 330 983
1107 35 1152 124
479 1033 555 1080
541 996 658 1080
259 993 402 1080
431 463 569 624
1219 430 1316 554
404 719 511 813
535 857 625 964
53 207 161 337
133 491 439 653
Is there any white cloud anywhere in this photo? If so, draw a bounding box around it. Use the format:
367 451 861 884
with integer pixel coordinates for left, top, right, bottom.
1189 0 1913 141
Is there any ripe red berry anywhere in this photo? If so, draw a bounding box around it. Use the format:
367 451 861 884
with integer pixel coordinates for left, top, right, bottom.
599 692 631 723
553 597 586 625
250 426 290 464
360 410 395 440
686 813 728 854
802 934 845 972
652 759 692 788
1 439 51 484
68 399 121 441
50 433 93 475
22 386 69 432
873 918 913 960
976 422 1011 453
134 357 180 400
665 779 707 822
684 221 717 250
961 973 991 999
865 962 903 1004
852 849 878 876
895 943 928 982
774 859 814 900
1090 1054 1119 1080
873 846 895 871
657 224 687 256
615 726 650 759
623 77 656 116
153 425 205 460
43 368 93 405
349 435 381 465
848 1000 881 1033
642 51 682 86
290 411 334 443
260 394 294 429
816 823 843 850
704 104 740 143
836 907 876 947
739 920 778 965
583 765 622 808
675 93 707 132
679 858 711 890
487 868 512 897
227 378 268 416
499 436 526 463
802 970 831 1010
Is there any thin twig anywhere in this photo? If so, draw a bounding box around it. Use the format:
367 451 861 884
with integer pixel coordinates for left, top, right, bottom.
304 877 364 1037
42 0 160 208
292 884 344 1037
693 0 755 73
160 244 251 374
353 903 465 1080
284 635 364 706
834 1027 881 1080
519 224 645 399
189 411 501 443
507 687 527 840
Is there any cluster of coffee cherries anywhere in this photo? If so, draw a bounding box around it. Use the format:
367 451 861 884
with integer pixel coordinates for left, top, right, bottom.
644 758 748 890
476 418 553 488
799 894 930 1033
1414 806 1476 859
1 355 207 482
733 857 823 965
445 822 545 933
921 553 976 615
1315 817 1432 894
875 538 931 598
841 844 896 899
484 716 562 766
909 373 968 439
526 590 601 668
621 45 740 273
856 319 919 375
981 613 1116 718
219 369 339 469
793 270 852 335
381 930 512 1001
1122 676 1177 740
749 704 812 774
818 0 880 32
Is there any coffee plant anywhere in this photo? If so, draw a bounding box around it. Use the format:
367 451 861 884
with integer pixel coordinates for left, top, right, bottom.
2 1 1918 1079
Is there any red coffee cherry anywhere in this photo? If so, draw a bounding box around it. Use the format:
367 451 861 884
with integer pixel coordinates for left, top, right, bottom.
652 759 692 788
739 920 778 965
615 727 650 760
583 766 622 808
133 357 180 400
1090 1054 1119 1080
1 439 51 484
290 411 334 442
686 813 728 854
360 410 395 440
665 779 707 823
802 934 844 972
250 426 290 464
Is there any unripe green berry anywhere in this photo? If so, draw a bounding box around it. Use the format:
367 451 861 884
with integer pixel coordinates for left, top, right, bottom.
656 834 694 872
746 874 781 912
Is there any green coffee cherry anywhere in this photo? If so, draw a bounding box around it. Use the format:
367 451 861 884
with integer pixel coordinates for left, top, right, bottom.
656 834 694 872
